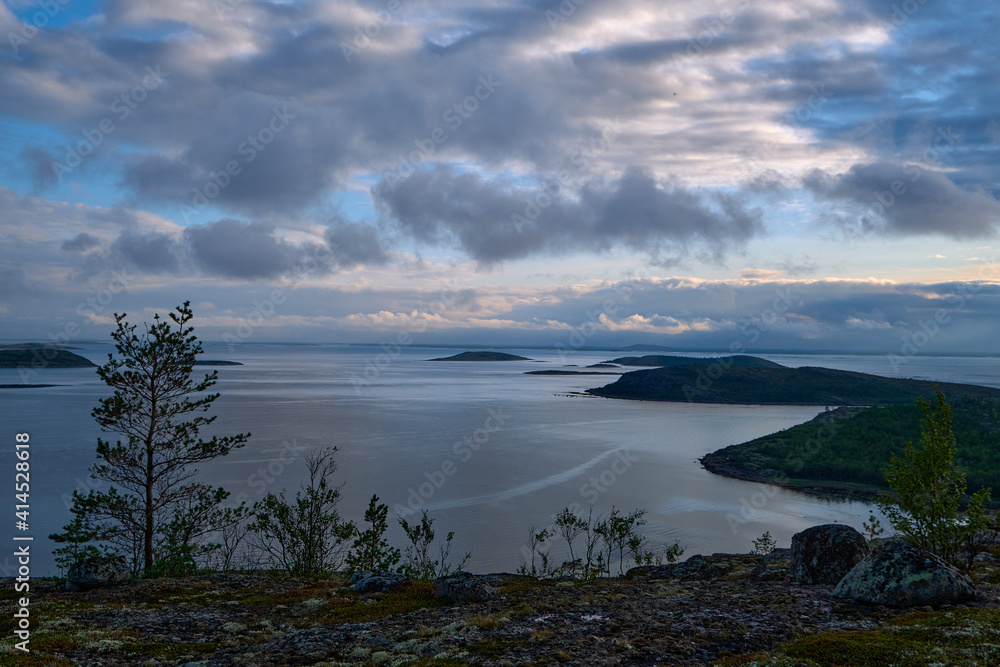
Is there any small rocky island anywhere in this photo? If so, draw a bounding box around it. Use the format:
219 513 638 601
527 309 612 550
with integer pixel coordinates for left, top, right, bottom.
430 351 532 362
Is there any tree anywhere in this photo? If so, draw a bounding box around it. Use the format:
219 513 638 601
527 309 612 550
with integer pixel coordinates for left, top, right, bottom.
250 447 356 575
51 302 249 575
346 495 400 572
397 510 470 579
877 391 993 570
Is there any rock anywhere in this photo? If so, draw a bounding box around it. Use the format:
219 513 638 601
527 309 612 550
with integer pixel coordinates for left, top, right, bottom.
433 572 500 604
350 571 410 593
65 555 128 591
790 524 869 585
833 539 976 608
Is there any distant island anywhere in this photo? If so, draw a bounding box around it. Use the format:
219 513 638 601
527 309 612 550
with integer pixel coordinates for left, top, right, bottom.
193 360 244 366
587 359 1000 405
0 342 78 350
605 354 785 368
525 370 621 376
702 397 1000 500
430 351 532 361
0 349 96 368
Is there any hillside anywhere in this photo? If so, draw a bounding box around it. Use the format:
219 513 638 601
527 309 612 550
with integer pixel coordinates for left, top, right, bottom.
702 398 1000 497
606 354 785 368
0 349 96 368
9 553 1000 666
587 363 1000 405
430 351 532 361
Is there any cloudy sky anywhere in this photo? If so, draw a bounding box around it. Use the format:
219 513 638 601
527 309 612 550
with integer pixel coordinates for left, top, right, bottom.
1 0 998 353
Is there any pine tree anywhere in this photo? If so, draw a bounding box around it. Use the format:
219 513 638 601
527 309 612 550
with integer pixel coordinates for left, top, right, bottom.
51 302 249 575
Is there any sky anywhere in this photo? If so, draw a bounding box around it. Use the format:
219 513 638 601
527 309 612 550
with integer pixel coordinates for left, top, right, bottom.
1 0 999 354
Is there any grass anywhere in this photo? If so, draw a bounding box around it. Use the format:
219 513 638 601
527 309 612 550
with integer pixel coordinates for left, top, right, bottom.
736 607 1000 667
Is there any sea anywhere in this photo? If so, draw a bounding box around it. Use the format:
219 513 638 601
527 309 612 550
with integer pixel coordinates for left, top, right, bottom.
4 342 1000 577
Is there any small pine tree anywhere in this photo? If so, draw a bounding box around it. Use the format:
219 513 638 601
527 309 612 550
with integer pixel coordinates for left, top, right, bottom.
346 495 400 572
751 531 777 556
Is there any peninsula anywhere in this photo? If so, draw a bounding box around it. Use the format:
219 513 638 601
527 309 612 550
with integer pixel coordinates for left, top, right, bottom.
587 361 1000 405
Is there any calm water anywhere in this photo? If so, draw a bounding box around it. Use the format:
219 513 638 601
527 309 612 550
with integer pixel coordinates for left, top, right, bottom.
4 344 999 576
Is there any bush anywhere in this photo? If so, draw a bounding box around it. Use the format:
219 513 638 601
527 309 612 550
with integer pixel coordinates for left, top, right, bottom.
249 447 355 575
877 392 994 571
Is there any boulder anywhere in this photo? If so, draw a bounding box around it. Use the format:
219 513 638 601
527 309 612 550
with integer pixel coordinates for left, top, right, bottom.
833 539 976 608
790 524 869 584
433 572 500 604
350 571 410 593
65 555 129 591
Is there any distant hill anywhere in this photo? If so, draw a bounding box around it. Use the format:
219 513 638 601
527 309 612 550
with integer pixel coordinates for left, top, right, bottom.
193 360 244 366
619 344 677 352
0 349 96 368
702 398 1000 498
607 354 785 368
430 351 532 362
0 343 78 350
587 363 1000 405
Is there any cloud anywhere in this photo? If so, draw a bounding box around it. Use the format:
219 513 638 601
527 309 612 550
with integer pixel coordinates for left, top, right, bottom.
804 162 1000 239
182 219 326 280
60 232 101 254
324 220 390 268
373 165 763 264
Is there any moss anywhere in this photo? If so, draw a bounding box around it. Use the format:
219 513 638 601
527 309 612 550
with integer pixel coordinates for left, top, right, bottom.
465 639 529 657
0 653 75 667
774 608 1000 666
310 581 449 625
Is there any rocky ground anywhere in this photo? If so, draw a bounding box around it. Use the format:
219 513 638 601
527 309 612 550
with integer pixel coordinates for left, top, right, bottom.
5 550 1000 666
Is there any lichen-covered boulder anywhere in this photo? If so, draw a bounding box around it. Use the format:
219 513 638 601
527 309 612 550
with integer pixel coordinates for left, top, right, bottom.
433 572 499 604
350 571 410 593
833 539 976 608
791 524 868 584
65 555 129 591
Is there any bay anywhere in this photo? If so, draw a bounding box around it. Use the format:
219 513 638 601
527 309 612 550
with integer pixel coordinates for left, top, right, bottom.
3 342 998 576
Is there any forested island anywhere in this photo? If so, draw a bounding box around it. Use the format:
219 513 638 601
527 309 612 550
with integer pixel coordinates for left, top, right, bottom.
0 349 96 368
430 351 532 361
587 359 1000 405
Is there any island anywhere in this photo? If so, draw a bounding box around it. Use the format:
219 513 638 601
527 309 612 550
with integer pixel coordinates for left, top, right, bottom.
0 349 96 368
0 342 78 350
525 370 622 376
430 351 532 362
586 361 1000 405
193 360 244 366
701 397 1000 500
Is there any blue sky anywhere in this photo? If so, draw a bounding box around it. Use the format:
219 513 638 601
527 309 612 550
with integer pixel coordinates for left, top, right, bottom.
1 0 998 354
